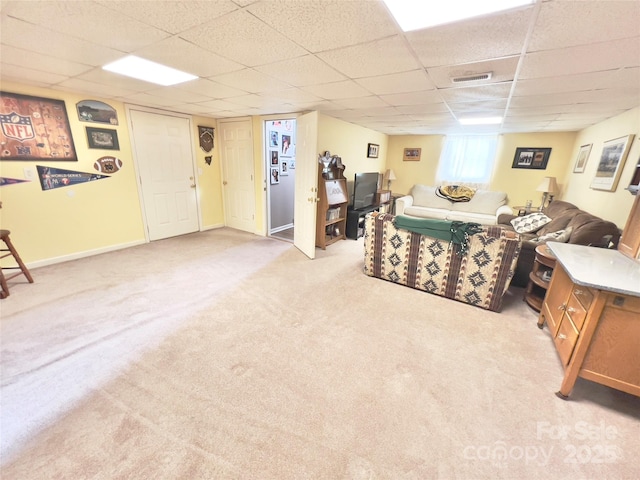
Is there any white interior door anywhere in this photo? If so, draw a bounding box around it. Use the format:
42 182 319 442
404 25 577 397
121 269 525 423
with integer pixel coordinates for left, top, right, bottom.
219 119 255 233
293 111 319 259
129 109 199 241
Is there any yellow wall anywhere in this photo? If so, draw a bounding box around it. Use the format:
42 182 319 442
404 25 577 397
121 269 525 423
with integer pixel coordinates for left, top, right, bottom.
561 107 639 228
318 114 389 182
0 82 223 266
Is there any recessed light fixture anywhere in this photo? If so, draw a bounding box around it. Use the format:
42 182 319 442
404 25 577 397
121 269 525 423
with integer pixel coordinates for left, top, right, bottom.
459 117 503 126
382 0 535 32
102 55 197 86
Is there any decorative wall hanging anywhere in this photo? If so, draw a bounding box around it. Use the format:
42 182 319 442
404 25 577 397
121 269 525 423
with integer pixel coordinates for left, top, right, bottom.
591 134 634 192
573 144 592 173
93 156 123 174
270 166 279 184
403 148 421 161
198 126 214 152
0 91 78 161
270 130 279 147
281 134 292 157
86 127 119 150
205 156 212 166
0 177 30 186
367 143 379 158
280 160 289 176
76 100 118 125
271 150 279 166
36 165 109 191
511 147 551 169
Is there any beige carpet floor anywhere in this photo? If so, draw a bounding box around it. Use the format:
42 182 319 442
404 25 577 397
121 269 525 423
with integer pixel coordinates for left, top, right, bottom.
1 228 639 479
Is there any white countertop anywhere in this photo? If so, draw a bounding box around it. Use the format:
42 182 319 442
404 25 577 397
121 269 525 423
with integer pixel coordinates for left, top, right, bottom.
547 242 640 297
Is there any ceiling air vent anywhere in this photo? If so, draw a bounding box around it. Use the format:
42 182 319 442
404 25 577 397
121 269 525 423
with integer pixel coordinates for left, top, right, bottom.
451 72 493 84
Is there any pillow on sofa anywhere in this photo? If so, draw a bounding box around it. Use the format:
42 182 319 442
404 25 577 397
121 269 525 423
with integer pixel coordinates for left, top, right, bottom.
410 185 453 209
510 212 552 234
531 226 573 244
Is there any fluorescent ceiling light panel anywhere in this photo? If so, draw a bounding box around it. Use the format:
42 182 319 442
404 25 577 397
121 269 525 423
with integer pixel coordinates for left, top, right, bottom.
459 117 503 125
383 0 535 32
103 55 197 86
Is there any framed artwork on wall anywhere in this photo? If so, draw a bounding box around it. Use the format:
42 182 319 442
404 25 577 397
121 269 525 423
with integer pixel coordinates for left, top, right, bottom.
591 134 635 192
511 147 551 169
403 148 421 161
86 127 119 150
76 99 118 125
367 143 379 158
573 144 592 173
0 91 78 161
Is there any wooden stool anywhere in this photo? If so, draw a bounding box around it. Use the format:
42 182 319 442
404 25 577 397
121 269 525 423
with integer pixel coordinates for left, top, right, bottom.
0 229 34 298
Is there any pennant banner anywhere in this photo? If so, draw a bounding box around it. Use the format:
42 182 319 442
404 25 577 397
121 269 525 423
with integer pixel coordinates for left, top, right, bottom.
36 165 109 191
0 177 30 187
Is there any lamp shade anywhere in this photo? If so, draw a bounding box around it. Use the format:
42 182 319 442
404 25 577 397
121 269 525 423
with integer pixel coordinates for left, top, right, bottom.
536 176 558 194
385 169 397 181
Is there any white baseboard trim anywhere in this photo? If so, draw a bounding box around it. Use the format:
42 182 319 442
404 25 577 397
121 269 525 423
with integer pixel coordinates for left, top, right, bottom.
201 223 225 231
270 223 294 234
27 239 147 269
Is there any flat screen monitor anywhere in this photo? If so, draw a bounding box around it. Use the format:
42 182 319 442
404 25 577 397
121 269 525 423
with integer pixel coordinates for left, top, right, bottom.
352 172 379 209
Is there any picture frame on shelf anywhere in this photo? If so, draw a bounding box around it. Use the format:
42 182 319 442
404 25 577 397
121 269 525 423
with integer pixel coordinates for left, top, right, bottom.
403 148 421 161
86 127 119 150
511 147 551 169
591 134 635 192
367 143 379 158
573 143 592 173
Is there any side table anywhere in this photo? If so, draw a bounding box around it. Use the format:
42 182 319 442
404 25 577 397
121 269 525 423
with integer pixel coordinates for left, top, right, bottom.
524 244 556 312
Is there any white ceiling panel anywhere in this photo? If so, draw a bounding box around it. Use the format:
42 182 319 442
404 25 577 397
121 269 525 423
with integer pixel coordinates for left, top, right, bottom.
1 0 638 135
529 0 640 52
180 9 307 67
406 7 534 67
255 55 346 87
247 0 398 53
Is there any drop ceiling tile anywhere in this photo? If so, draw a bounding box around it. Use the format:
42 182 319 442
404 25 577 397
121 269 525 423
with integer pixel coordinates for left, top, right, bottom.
317 36 421 78
448 100 506 114
0 64 69 86
133 37 244 78
143 88 213 104
355 70 436 95
1 16 122 66
247 0 398 53
226 94 290 109
116 92 179 107
172 79 249 100
268 88 323 104
406 7 533 67
427 56 520 89
506 105 568 117
519 37 640 79
5 1 169 52
513 71 618 96
332 96 390 109
211 69 293 94
180 10 307 67
0 45 93 77
509 91 603 109
380 91 444 107
195 99 249 111
301 80 371 100
56 78 138 98
529 0 640 52
97 0 239 34
74 69 154 92
255 55 345 87
438 83 512 102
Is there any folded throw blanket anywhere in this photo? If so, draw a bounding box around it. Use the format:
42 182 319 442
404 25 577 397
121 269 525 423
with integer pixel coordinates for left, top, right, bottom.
393 215 483 255
436 185 476 202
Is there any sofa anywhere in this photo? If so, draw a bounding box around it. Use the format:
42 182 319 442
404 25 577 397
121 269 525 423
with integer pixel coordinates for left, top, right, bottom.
498 200 621 287
364 212 521 312
396 185 513 225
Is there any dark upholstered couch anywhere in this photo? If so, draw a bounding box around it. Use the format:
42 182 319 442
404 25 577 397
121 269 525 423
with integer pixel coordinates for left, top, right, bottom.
498 200 621 287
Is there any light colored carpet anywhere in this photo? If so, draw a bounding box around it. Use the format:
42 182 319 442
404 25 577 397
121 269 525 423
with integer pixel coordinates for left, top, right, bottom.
1 228 638 479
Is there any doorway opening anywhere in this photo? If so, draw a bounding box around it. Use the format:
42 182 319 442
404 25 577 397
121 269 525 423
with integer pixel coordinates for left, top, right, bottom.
265 118 296 242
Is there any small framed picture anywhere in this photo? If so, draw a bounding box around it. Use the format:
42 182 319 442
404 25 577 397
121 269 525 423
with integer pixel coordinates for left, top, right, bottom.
271 150 279 166
512 147 551 169
280 160 289 176
573 144 592 173
270 166 280 184
367 143 379 158
403 148 421 161
86 127 119 150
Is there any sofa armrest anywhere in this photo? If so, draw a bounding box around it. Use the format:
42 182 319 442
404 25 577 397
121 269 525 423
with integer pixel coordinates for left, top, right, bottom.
498 212 518 225
395 195 413 216
496 205 514 218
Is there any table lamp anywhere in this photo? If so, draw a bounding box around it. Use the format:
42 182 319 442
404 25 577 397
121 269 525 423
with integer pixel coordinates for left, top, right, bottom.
536 176 558 211
384 169 396 191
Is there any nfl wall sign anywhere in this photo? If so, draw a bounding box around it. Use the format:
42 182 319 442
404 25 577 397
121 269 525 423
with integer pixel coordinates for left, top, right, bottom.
94 156 123 174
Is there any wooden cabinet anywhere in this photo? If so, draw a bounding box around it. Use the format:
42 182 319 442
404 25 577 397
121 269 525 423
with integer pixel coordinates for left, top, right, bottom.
538 262 640 399
619 194 640 260
524 244 556 312
315 159 348 249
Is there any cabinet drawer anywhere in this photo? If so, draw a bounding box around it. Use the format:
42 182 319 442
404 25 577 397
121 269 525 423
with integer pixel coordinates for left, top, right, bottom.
554 317 579 366
566 293 588 331
572 286 593 310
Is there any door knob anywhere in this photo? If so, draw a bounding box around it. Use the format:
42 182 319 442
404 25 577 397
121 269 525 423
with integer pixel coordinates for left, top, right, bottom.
223 181 228 185
190 184 196 188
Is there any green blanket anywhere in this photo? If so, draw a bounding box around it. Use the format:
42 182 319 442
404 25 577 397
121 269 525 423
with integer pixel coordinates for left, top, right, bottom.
393 216 483 255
